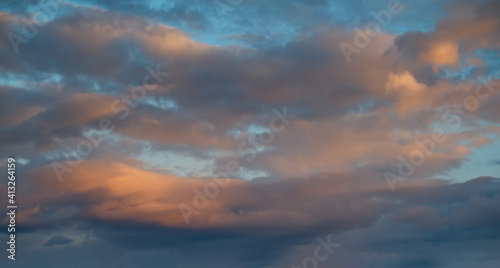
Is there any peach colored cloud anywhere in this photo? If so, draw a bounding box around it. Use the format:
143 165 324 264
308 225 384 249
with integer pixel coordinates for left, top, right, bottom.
385 71 428 115
51 11 209 58
32 92 117 130
395 2 500 71
135 24 209 58
419 41 460 70
10 159 465 232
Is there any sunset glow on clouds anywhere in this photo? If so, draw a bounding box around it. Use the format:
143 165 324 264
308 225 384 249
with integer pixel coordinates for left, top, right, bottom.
0 0 499 267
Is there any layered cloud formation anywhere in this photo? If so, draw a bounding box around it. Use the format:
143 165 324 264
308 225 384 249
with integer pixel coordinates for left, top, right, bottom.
0 0 499 267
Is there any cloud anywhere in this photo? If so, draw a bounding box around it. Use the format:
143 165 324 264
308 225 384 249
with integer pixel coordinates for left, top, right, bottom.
394 0 500 74
0 92 117 149
0 1 499 267
13 160 500 233
0 85 50 126
488 160 500 166
3 159 499 267
43 235 74 247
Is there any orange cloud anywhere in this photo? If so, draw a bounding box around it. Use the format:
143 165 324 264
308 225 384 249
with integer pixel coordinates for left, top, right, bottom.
419 41 460 70
385 71 428 115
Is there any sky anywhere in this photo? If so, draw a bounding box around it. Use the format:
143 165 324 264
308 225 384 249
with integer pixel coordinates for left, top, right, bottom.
0 0 499 267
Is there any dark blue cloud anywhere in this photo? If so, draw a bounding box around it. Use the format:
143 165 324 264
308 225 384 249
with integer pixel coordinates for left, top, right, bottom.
42 235 74 247
488 160 500 166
